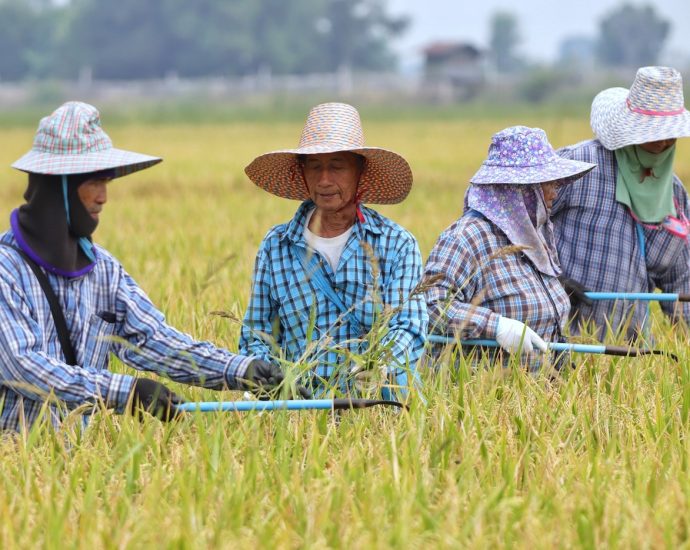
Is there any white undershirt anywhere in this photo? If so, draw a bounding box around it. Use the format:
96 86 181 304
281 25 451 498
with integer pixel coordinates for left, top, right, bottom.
304 208 353 272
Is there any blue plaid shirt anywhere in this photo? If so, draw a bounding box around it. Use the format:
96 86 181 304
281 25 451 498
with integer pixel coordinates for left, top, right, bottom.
0 231 251 432
239 201 428 390
424 211 570 369
552 139 690 340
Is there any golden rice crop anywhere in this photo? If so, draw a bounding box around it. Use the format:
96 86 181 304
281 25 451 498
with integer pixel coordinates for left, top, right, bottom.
0 116 689 548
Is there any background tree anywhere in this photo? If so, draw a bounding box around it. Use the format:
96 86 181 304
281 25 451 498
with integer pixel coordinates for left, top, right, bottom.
0 0 408 81
0 0 61 80
248 0 326 75
596 4 670 67
489 11 523 73
319 0 409 72
58 0 179 79
558 36 596 67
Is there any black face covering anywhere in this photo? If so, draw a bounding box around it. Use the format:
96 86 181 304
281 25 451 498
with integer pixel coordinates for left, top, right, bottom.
16 173 100 273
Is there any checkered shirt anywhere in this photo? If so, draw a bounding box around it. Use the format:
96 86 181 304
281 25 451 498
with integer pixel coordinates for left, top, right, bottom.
552 139 690 340
239 201 428 390
424 212 570 369
0 231 251 432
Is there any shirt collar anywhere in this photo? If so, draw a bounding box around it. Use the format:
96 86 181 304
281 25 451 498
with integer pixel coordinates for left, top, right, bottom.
282 201 383 244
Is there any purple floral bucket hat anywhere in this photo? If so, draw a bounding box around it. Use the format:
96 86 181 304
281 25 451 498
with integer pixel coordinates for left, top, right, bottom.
470 126 595 185
12 101 161 177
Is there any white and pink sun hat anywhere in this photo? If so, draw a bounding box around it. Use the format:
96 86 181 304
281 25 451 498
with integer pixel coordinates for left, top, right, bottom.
12 101 161 177
590 66 690 150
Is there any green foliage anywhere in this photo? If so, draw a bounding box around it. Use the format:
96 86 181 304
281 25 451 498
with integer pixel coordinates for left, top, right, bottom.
517 67 574 103
0 0 61 80
596 3 670 67
0 0 407 81
320 0 409 71
489 11 523 74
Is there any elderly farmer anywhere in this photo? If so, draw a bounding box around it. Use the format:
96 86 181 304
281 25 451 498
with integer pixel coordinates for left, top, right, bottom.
424 126 595 369
240 102 427 399
552 66 690 340
0 101 289 432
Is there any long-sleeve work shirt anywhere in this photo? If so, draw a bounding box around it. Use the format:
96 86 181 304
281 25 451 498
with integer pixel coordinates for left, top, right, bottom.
0 231 251 432
239 201 428 393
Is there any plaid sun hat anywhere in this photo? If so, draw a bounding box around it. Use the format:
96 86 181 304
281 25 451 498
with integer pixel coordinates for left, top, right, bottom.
591 66 690 150
470 126 595 185
244 102 413 204
12 101 161 177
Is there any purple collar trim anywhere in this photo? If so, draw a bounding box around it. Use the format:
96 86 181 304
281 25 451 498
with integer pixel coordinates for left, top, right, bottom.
10 209 97 278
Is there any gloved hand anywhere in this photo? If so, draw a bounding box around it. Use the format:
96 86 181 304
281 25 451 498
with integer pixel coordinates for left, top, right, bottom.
495 316 548 355
241 359 312 399
130 378 184 421
349 365 386 394
558 275 593 308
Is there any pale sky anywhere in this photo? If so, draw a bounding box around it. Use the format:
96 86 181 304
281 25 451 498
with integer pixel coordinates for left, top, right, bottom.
388 0 690 67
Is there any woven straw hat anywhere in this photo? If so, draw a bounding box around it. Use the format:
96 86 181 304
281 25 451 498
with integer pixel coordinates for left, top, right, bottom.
470 126 595 185
244 102 412 204
12 101 161 177
590 66 690 150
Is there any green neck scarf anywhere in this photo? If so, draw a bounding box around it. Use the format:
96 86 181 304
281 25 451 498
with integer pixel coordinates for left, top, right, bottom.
615 144 676 223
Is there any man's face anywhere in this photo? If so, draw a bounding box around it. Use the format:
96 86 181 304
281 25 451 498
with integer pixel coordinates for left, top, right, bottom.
77 178 110 223
302 152 363 213
638 138 677 154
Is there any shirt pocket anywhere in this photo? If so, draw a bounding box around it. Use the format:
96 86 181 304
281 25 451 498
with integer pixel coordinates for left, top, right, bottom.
80 312 118 371
341 271 377 332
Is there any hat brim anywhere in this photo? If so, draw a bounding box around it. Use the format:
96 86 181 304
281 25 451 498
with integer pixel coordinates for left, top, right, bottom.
245 145 412 204
591 87 690 150
469 156 596 185
11 147 161 178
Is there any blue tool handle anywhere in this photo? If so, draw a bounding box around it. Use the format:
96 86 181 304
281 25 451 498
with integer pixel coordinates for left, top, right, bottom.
176 398 406 413
177 399 336 412
427 335 676 361
584 292 687 302
441 337 607 354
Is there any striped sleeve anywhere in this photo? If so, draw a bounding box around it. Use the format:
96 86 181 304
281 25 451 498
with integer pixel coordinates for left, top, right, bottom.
0 257 134 410
114 267 251 395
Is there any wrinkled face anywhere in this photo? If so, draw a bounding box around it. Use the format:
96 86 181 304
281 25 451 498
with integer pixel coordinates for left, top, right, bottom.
540 181 559 210
638 138 677 154
77 178 110 223
302 152 363 213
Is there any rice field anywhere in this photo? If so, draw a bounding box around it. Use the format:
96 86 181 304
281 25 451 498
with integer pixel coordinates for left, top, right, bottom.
0 109 690 548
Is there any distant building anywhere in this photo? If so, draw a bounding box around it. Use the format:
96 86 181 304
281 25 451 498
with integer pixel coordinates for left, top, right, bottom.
422 41 485 101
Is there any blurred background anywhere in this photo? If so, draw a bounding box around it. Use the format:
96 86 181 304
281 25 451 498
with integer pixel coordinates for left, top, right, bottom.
0 0 689 121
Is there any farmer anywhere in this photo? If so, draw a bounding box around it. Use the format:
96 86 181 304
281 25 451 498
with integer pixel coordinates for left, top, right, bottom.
0 101 292 432
424 126 595 370
552 66 690 340
240 102 427 399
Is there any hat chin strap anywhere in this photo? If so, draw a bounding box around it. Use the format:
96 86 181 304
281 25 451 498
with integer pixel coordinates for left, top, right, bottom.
61 175 96 262
354 187 365 223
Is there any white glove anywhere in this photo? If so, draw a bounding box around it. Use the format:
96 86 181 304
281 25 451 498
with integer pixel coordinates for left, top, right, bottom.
349 365 386 394
495 316 548 355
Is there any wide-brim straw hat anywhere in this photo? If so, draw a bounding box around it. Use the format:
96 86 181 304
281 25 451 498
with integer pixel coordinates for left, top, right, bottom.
591 66 690 150
245 102 412 204
470 126 595 185
12 101 161 177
